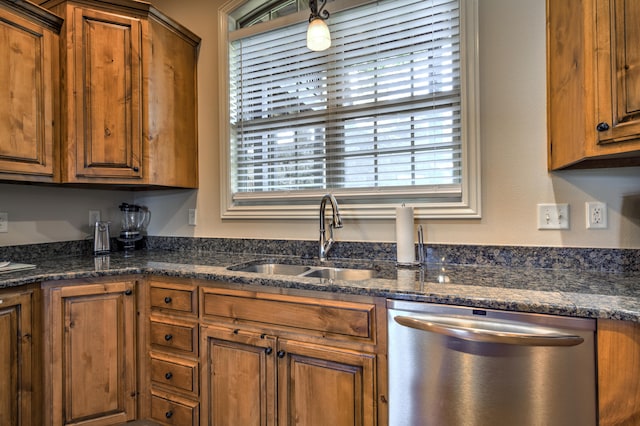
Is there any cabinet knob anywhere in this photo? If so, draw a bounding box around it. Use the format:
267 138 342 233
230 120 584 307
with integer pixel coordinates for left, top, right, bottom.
164 334 173 341
164 296 172 304
133 166 140 172
596 122 610 132
265 347 273 355
277 350 285 358
165 411 173 419
124 289 133 296
165 372 173 380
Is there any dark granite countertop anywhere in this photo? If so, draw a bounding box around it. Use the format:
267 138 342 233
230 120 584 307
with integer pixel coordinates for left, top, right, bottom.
1 248 639 322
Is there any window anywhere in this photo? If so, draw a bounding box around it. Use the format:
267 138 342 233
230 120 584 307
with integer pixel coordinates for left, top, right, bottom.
219 0 480 219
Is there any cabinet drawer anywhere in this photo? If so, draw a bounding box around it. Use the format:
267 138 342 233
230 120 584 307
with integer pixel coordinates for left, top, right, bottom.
150 318 198 355
149 281 197 315
202 289 375 342
151 393 198 426
151 355 198 394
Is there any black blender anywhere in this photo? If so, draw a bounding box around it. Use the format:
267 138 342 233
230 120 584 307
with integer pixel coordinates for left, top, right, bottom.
117 203 150 253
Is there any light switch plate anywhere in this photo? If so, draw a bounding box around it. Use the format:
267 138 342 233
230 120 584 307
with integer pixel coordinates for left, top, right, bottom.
537 204 569 230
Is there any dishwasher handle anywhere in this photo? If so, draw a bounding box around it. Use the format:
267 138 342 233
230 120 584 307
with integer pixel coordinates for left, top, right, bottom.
394 315 585 347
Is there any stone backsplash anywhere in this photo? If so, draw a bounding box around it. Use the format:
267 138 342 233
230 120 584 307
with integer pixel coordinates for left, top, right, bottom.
1 236 638 273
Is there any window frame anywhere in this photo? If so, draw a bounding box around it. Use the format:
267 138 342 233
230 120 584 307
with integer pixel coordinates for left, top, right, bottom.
218 0 480 220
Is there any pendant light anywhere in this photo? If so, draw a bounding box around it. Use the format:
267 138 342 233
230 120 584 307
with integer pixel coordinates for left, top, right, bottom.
307 0 331 51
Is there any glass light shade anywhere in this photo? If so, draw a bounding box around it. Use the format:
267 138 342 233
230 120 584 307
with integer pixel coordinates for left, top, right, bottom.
307 18 331 51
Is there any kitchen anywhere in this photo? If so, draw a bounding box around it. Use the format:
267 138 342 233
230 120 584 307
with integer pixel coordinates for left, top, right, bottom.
1 0 639 425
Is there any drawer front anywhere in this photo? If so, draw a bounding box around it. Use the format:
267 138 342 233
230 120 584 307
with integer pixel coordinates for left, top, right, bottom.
151 356 197 394
150 286 196 315
151 394 198 426
150 319 198 355
202 290 374 341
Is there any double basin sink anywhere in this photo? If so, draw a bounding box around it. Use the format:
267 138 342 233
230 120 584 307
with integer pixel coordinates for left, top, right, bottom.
227 260 377 281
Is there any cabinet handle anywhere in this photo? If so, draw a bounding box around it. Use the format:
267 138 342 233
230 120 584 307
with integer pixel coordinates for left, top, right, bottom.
277 350 285 358
165 410 173 419
124 289 133 296
265 347 273 355
596 122 610 132
133 166 140 172
164 334 173 341
164 296 172 304
165 372 173 380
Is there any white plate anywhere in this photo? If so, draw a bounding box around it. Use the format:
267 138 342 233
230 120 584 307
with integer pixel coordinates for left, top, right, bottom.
0 261 11 268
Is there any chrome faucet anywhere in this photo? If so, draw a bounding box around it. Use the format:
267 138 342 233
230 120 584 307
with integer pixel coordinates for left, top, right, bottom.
319 194 343 261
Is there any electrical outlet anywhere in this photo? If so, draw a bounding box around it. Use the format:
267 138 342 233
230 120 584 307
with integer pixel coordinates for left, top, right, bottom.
537 203 569 230
586 202 607 229
0 212 7 233
188 209 197 226
89 210 101 227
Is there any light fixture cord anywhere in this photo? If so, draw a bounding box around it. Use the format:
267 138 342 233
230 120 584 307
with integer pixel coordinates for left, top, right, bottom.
309 0 330 21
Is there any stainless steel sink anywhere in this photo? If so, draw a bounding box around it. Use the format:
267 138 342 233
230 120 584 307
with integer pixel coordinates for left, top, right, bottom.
303 267 376 280
228 261 376 280
232 263 311 276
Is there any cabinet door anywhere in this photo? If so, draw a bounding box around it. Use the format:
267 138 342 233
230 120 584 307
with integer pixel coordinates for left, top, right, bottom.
47 281 137 426
0 292 34 426
597 319 640 425
0 6 57 181
68 7 143 181
277 339 376 426
201 324 277 426
595 0 640 150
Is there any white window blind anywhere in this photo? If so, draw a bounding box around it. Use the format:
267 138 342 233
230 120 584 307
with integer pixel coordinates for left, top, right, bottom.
222 0 480 219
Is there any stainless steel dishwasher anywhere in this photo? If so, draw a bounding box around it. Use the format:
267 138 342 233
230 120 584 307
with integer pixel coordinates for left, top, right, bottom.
387 300 596 426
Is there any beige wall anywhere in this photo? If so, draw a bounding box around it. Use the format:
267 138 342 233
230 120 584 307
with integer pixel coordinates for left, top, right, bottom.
1 0 639 248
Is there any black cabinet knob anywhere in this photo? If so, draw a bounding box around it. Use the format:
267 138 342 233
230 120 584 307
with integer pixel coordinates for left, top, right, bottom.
124 289 133 296
164 334 173 341
277 350 285 358
596 122 610 132
265 347 273 355
164 296 172 304
133 166 140 172
165 411 173 419
165 372 173 380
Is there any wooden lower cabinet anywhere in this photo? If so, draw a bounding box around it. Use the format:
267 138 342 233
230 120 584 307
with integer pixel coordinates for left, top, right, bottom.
597 319 640 426
200 286 383 426
43 279 137 426
201 325 277 425
201 325 376 426
0 287 40 426
277 338 376 426
146 277 200 426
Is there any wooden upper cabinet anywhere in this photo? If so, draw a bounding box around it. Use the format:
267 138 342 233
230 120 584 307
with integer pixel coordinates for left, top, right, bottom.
0 0 61 182
70 7 143 180
39 0 200 187
547 0 640 169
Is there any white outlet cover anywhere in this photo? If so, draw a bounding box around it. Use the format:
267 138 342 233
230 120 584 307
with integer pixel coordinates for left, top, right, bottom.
586 202 607 229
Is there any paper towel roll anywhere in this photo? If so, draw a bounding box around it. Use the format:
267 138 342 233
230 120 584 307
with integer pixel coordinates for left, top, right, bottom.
396 206 415 264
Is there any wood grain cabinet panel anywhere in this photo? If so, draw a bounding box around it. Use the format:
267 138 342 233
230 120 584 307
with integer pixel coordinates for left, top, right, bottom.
69 7 143 180
44 279 137 426
38 0 200 187
200 286 382 426
145 278 200 425
547 0 640 169
0 289 38 426
0 1 61 182
597 319 640 426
